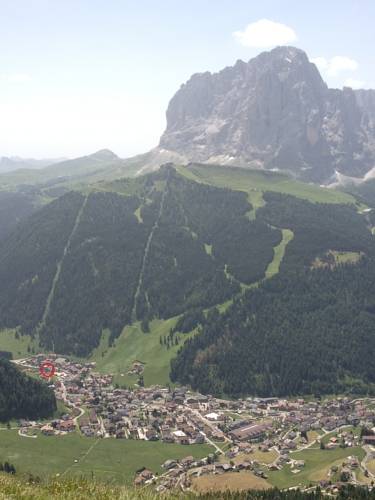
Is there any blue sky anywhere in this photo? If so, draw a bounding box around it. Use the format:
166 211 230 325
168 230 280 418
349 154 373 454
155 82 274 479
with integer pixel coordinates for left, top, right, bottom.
0 0 374 158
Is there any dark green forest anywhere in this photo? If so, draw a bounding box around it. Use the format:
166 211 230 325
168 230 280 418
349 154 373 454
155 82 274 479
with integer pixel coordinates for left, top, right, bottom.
0 191 39 241
0 167 281 356
1 166 375 398
0 359 56 421
171 192 375 397
257 192 373 271
40 191 149 354
136 169 278 319
0 191 85 336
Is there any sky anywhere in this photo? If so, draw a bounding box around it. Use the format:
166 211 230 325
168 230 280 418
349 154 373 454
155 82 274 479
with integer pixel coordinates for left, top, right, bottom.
0 0 374 159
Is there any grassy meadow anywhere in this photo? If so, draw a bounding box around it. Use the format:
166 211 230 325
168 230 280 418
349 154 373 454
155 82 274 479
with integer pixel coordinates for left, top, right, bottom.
265 229 294 278
267 446 365 489
192 471 271 493
176 164 358 205
0 329 40 359
90 318 196 387
0 430 212 485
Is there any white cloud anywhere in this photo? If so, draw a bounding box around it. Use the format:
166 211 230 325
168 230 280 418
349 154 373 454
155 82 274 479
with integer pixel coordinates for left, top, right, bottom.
344 77 365 89
233 19 297 48
311 56 358 77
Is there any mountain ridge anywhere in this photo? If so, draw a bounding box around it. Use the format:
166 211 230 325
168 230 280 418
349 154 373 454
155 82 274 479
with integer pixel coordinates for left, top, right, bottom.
159 46 375 183
0 156 66 174
0 164 374 398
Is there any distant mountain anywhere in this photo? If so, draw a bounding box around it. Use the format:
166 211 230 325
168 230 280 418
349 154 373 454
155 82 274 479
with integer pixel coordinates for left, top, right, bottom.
0 149 155 194
0 149 144 192
4 47 375 186
159 46 375 183
43 149 120 178
0 150 131 240
0 156 65 174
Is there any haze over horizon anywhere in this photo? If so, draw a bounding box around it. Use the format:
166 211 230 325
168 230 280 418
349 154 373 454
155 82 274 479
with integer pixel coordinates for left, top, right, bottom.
1 0 374 159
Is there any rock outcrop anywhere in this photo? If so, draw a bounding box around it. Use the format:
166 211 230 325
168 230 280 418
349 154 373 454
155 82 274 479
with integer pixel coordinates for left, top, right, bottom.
159 46 375 183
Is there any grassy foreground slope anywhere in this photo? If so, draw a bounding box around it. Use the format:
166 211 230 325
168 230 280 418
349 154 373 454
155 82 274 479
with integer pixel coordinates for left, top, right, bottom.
0 475 374 499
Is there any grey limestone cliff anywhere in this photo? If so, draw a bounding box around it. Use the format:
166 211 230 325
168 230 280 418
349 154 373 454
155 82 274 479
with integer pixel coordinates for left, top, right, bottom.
159 46 375 183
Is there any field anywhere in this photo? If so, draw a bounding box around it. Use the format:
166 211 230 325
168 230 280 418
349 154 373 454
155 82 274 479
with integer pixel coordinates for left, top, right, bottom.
223 449 278 467
355 468 373 485
307 430 322 443
267 446 365 489
246 190 265 220
265 229 294 278
0 329 40 359
330 251 364 264
312 251 364 269
366 459 375 475
0 430 212 484
192 471 271 493
176 164 358 205
250 449 278 465
321 426 360 446
91 318 195 387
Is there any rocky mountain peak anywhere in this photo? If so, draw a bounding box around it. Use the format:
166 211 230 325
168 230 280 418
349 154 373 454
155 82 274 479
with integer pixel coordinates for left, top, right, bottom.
159 46 375 183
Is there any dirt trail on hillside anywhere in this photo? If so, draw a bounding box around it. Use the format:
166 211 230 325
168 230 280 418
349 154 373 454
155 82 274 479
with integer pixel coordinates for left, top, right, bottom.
131 179 169 322
36 194 89 339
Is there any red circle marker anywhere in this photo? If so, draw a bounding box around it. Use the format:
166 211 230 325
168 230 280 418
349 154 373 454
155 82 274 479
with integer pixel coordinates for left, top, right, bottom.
39 361 56 379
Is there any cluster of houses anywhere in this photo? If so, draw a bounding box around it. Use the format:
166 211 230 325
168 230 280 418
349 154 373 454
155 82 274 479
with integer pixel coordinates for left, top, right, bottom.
41 417 75 436
127 394 375 491
13 355 375 493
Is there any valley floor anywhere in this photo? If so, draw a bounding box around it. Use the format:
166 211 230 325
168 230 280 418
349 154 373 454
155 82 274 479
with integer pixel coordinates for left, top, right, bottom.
0 430 211 484
2 355 375 495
